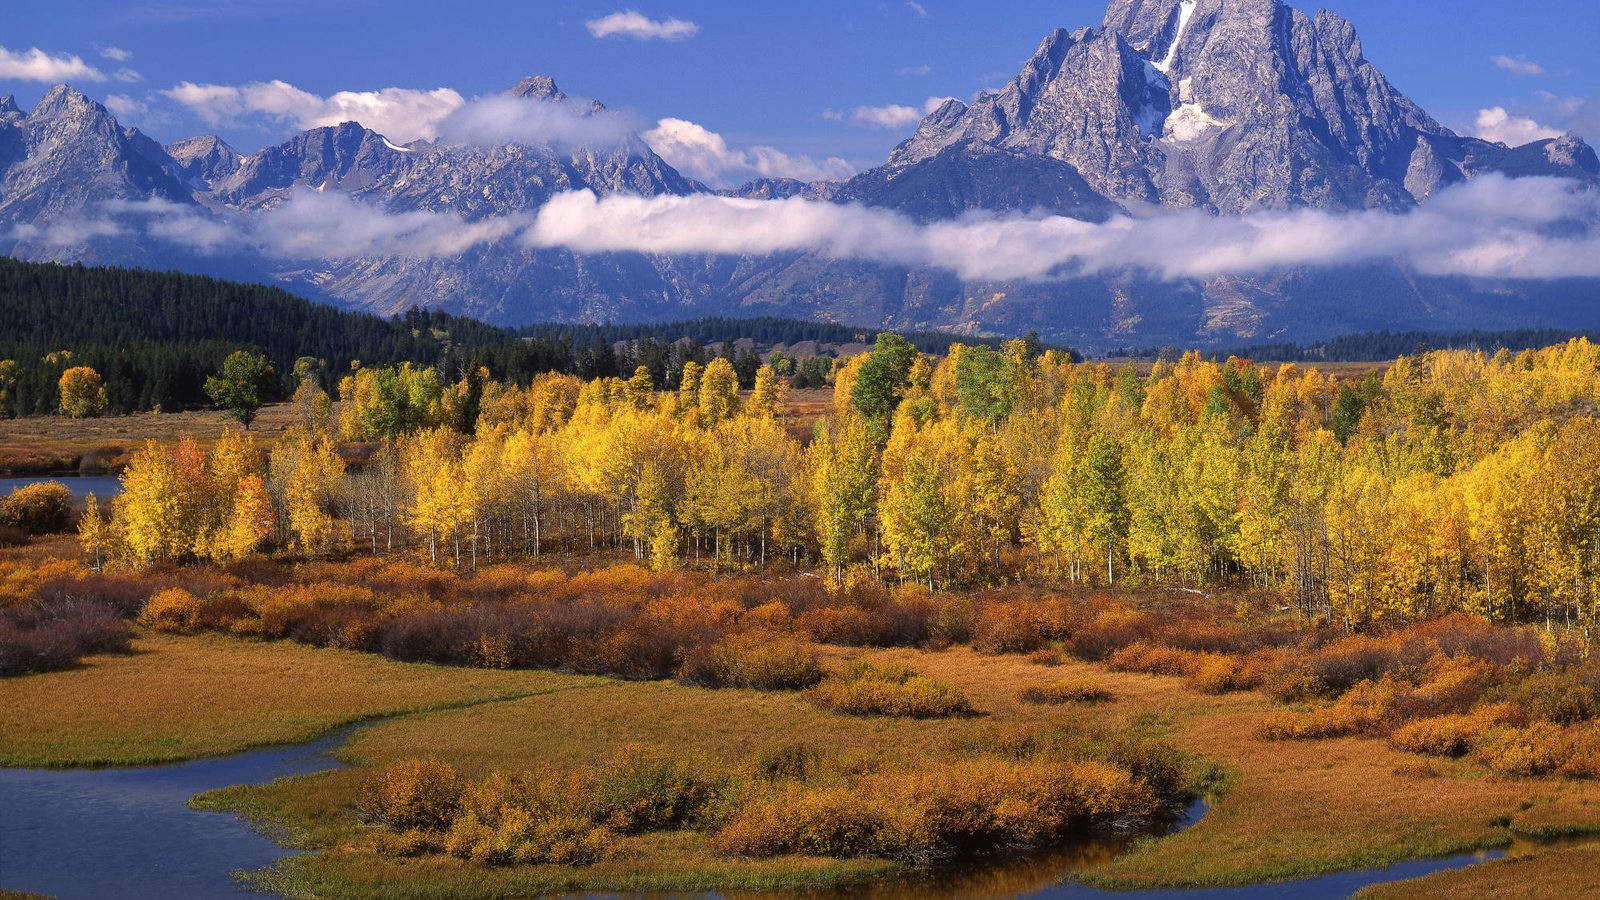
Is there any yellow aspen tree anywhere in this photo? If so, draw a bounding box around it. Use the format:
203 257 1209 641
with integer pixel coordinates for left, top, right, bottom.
78 491 112 572
747 364 782 419
698 357 740 425
213 473 275 560
114 440 190 563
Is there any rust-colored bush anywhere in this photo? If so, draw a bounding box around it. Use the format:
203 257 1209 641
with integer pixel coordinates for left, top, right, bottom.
1067 606 1149 660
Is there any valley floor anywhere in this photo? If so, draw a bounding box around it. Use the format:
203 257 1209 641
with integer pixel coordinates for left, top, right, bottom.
5 628 1598 898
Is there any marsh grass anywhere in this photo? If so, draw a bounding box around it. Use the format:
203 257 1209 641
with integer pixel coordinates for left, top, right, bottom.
0 632 602 766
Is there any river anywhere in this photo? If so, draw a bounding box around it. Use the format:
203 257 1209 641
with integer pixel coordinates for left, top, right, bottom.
0 725 1519 900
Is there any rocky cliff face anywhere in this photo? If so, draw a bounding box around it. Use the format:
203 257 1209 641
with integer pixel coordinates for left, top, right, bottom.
885 0 1594 215
0 1 1597 349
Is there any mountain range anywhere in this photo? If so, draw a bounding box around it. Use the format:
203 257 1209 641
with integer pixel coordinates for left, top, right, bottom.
2 0 1597 350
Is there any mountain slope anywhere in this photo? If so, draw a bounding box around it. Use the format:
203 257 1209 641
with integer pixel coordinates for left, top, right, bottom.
0 0 1596 350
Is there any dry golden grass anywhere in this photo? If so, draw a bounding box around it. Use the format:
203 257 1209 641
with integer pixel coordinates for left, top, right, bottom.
11 609 1600 892
0 402 307 474
0 632 602 766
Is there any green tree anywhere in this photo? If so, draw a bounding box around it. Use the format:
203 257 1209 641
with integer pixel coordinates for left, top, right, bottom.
205 351 278 429
850 333 917 436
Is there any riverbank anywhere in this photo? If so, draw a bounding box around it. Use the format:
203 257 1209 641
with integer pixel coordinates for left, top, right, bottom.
6 632 1598 897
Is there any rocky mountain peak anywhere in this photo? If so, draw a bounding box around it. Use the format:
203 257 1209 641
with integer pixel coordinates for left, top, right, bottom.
506 75 565 102
0 95 21 119
165 134 243 190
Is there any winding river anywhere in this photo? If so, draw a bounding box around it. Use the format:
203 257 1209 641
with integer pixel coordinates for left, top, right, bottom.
0 725 1516 900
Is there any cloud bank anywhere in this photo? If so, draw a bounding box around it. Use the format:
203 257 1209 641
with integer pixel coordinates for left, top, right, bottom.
1476 107 1566 146
14 177 1599 286
585 11 699 41
436 95 639 150
643 118 855 185
163 80 466 143
0 46 106 83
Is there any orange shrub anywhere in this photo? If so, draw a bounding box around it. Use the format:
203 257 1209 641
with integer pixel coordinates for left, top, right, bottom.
1258 678 1404 740
137 587 202 633
360 758 462 831
1471 722 1571 777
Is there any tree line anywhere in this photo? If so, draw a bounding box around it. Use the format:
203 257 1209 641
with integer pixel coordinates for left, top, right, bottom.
1 259 961 418
86 334 1600 632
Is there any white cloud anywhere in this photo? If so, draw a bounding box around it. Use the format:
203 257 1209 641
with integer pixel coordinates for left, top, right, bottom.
1475 107 1565 147
846 96 956 129
907 1 928 17
112 68 142 83
585 10 699 41
1491 54 1546 77
520 175 1600 283
25 175 1600 289
103 94 148 119
436 94 639 149
897 64 933 77
643 117 855 185
162 80 466 143
101 47 134 62
0 46 106 83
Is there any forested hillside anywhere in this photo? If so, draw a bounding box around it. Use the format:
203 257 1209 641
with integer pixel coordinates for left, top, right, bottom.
0 260 994 417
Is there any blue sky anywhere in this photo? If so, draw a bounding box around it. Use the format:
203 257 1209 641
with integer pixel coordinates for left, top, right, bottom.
6 0 1596 184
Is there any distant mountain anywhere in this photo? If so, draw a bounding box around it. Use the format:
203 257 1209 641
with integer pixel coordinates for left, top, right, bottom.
0 0 1597 350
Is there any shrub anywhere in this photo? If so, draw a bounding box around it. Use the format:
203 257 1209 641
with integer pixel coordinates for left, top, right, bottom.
1068 607 1148 660
677 630 823 691
1389 714 1481 757
1027 647 1064 667
0 597 131 676
1471 723 1571 777
1258 678 1403 740
1019 678 1114 705
1494 670 1598 726
0 525 27 547
442 769 614 866
0 482 72 535
138 588 202 633
1558 726 1600 779
713 754 1164 864
810 660 973 719
594 744 721 832
750 742 827 782
360 758 462 831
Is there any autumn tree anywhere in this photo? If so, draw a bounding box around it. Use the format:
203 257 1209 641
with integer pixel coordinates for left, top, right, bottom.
59 366 108 418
